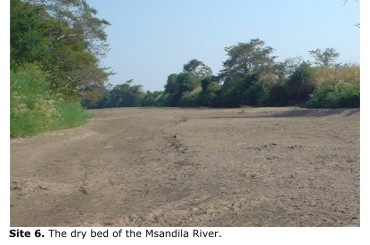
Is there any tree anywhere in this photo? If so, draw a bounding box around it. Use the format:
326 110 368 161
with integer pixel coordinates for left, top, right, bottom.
274 57 303 82
10 0 51 66
260 84 289 107
11 0 111 97
199 76 221 107
285 62 316 104
309 48 340 67
163 60 210 107
176 72 200 93
220 38 277 79
31 0 110 58
183 59 213 79
163 72 200 106
164 74 179 94
141 91 165 107
107 80 145 107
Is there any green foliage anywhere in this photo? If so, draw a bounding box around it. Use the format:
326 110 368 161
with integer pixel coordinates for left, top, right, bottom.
10 64 87 138
10 64 55 137
285 62 316 105
176 72 200 93
303 65 360 108
85 38 359 109
11 1 358 113
274 57 303 82
178 87 202 107
108 81 145 107
242 81 266 106
163 72 201 106
219 75 246 108
305 81 360 108
10 0 111 137
10 0 52 67
141 91 165 107
220 38 276 79
54 100 88 129
259 84 289 106
218 73 260 107
183 59 213 79
215 39 278 107
199 76 221 107
84 80 148 108
11 0 111 96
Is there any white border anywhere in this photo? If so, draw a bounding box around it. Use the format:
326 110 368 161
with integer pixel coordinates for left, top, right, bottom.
1 1 368 244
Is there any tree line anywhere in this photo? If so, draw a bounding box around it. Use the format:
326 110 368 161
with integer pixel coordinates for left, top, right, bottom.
84 39 359 109
10 0 359 138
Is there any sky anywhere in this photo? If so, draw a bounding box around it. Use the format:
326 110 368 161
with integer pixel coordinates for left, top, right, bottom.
87 0 360 92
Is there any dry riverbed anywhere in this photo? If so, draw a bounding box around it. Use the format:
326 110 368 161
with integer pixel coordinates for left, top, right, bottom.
10 107 360 226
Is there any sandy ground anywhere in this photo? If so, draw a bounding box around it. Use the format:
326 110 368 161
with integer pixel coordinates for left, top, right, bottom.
10 107 360 227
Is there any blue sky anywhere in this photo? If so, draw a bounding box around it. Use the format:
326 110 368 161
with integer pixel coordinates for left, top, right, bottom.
87 0 360 91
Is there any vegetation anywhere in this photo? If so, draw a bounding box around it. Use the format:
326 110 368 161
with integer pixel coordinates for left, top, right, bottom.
88 40 359 109
10 64 88 137
305 64 360 108
11 0 110 137
10 1 359 138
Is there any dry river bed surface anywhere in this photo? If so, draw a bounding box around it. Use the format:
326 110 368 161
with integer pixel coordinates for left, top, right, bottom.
10 107 360 227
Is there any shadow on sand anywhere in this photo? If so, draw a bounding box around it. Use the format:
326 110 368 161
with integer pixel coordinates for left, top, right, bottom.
204 108 360 119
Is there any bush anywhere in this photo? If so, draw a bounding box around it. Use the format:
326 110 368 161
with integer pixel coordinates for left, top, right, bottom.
199 79 221 107
285 62 316 105
305 81 360 108
54 99 88 129
10 64 87 137
11 64 55 137
312 65 360 85
240 82 263 106
178 87 201 107
259 84 289 106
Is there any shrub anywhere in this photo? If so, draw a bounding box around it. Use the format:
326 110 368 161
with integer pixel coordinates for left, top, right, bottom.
11 64 57 137
259 84 289 106
312 65 360 85
305 81 360 108
178 87 201 107
54 99 88 129
241 81 265 106
10 64 87 137
285 62 316 105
